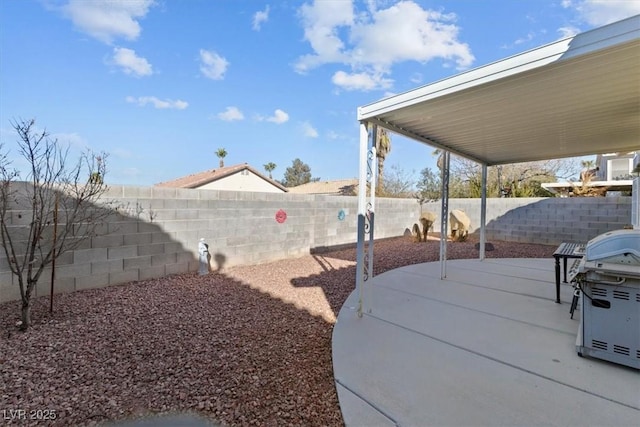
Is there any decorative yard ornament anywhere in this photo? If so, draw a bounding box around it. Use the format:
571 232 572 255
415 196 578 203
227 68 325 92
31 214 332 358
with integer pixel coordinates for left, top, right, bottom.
449 209 471 242
338 209 346 221
275 209 287 224
198 238 209 275
414 212 436 242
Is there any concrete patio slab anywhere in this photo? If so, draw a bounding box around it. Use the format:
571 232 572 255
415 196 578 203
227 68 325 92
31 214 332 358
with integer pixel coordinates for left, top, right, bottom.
333 258 640 426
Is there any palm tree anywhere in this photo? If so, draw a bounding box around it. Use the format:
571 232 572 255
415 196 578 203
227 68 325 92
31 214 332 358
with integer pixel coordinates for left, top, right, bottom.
216 148 227 168
264 162 277 179
580 159 596 171
375 127 391 195
579 159 597 182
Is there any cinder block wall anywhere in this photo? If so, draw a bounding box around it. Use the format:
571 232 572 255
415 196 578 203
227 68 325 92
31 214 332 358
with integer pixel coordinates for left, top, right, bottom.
420 197 632 245
0 186 420 302
0 184 631 303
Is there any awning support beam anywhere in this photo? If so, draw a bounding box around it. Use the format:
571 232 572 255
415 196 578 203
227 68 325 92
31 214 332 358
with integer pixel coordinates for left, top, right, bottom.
356 122 376 317
480 164 487 260
439 151 450 279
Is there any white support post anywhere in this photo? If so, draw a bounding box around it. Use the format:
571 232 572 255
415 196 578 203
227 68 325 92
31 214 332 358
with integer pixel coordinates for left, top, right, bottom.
366 125 377 314
439 151 450 279
355 121 377 317
355 122 369 317
480 164 487 260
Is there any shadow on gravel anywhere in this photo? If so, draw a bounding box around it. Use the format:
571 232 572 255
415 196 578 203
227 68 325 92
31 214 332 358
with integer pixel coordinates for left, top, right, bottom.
290 263 358 320
0 270 344 427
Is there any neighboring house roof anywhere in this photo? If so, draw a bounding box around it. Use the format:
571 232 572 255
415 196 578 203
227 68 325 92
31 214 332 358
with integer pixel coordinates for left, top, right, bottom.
288 179 359 195
155 163 288 192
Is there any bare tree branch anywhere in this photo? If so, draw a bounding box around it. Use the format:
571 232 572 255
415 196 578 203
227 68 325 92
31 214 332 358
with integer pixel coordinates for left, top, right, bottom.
1 118 115 330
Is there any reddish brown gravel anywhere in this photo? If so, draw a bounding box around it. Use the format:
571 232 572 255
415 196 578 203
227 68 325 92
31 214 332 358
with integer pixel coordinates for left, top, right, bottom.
0 236 556 426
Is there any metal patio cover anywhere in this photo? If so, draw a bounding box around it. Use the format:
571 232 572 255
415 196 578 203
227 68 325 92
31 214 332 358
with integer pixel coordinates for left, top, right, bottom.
357 15 640 166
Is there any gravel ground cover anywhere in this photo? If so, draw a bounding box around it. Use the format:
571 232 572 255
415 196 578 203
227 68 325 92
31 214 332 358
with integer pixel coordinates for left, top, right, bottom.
0 235 556 426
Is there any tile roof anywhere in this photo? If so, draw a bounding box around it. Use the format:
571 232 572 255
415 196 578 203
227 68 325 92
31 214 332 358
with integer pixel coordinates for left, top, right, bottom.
287 179 359 195
155 163 288 192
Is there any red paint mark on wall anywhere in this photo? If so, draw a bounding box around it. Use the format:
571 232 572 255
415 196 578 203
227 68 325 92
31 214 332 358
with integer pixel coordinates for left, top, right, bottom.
275 209 287 223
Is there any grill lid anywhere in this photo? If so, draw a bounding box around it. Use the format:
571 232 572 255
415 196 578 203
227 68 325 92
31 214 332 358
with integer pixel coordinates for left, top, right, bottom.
584 229 640 265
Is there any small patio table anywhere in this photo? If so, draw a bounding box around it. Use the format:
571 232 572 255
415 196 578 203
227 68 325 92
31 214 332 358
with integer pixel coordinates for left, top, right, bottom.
552 242 585 304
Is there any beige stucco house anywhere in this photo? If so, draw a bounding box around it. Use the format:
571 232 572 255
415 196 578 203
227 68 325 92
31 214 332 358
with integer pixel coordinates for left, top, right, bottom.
155 163 288 193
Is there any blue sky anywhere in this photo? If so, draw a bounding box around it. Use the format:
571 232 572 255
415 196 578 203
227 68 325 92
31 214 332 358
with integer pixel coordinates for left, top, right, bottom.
1 0 639 187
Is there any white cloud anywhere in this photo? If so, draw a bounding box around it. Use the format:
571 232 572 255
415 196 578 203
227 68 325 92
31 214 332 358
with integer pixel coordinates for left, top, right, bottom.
301 121 318 138
50 132 89 150
332 70 392 91
199 49 229 80
266 109 289 124
295 0 474 91
112 148 133 159
513 32 535 45
350 3 474 69
557 26 580 39
563 0 640 26
63 0 155 44
253 5 270 31
126 96 188 110
327 130 350 140
217 107 245 121
295 0 354 73
326 130 340 139
112 47 153 76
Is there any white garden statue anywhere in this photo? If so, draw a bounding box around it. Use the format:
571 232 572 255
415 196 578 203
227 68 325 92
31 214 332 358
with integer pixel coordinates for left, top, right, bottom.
198 238 210 275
